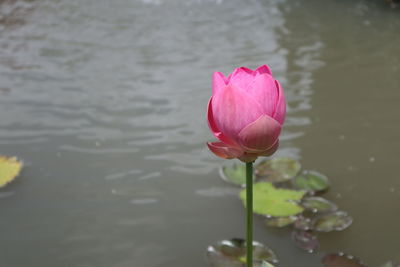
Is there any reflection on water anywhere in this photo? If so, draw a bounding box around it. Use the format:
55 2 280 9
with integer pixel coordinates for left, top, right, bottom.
0 0 399 266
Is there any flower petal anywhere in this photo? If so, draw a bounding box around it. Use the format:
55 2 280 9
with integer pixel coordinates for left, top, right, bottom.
272 80 286 125
255 65 272 75
260 139 279 156
245 73 278 116
212 84 264 141
212 72 227 96
207 142 243 159
227 67 255 90
238 115 281 152
237 141 279 163
207 98 239 147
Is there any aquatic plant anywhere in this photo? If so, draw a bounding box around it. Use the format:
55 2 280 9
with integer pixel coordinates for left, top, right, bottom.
208 157 356 266
207 65 286 266
0 155 22 188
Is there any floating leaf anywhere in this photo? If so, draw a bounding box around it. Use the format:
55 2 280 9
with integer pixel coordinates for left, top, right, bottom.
302 197 338 213
255 157 301 183
240 182 306 217
292 230 319 253
322 253 366 267
293 170 329 193
0 156 22 188
294 215 313 231
380 261 400 267
265 216 297 228
220 164 254 187
312 211 353 232
207 238 278 267
261 261 275 267
252 241 279 265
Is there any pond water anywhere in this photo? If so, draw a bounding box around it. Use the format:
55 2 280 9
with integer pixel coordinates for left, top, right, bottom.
0 0 399 266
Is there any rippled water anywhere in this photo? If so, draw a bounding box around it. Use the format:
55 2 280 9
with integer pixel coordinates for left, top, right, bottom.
0 0 399 266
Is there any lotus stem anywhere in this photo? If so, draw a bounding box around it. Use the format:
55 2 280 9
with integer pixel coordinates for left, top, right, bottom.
246 161 253 267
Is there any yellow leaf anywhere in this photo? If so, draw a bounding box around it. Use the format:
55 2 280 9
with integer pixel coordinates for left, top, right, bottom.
0 156 23 188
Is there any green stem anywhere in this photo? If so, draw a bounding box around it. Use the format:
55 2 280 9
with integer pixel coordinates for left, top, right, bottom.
246 162 253 267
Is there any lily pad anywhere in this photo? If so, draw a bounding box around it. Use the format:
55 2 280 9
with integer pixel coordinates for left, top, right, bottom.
255 157 301 183
380 261 400 267
302 197 338 213
252 241 279 265
0 156 23 188
322 253 366 267
261 261 275 267
240 182 306 217
292 230 319 253
293 170 329 193
312 211 353 232
206 238 278 267
265 216 298 228
294 215 313 231
220 164 254 187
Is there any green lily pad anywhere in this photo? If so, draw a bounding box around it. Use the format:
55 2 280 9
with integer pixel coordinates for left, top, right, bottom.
261 261 275 267
255 157 301 183
252 241 279 265
220 164 254 187
240 182 306 217
292 230 319 253
302 197 338 213
312 211 353 232
206 238 278 267
265 216 298 228
294 215 313 231
0 156 23 188
293 171 329 193
380 261 400 267
322 253 366 267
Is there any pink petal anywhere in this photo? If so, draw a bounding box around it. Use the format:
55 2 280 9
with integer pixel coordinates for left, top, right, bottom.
255 65 272 75
259 140 279 156
227 67 255 90
245 73 278 116
207 142 243 159
212 72 227 96
237 141 279 163
212 84 264 141
238 115 281 152
272 80 286 125
207 98 239 147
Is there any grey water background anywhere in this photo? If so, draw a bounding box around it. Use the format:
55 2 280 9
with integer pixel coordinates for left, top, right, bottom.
0 0 399 266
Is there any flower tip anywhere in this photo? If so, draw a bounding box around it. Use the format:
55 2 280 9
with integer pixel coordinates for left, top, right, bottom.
238 66 254 73
255 65 272 75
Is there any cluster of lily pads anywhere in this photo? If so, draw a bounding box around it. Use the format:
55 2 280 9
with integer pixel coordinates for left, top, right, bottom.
207 157 353 266
207 157 400 266
230 158 351 250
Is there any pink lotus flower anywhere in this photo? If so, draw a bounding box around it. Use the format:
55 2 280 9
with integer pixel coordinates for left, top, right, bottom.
207 65 286 162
